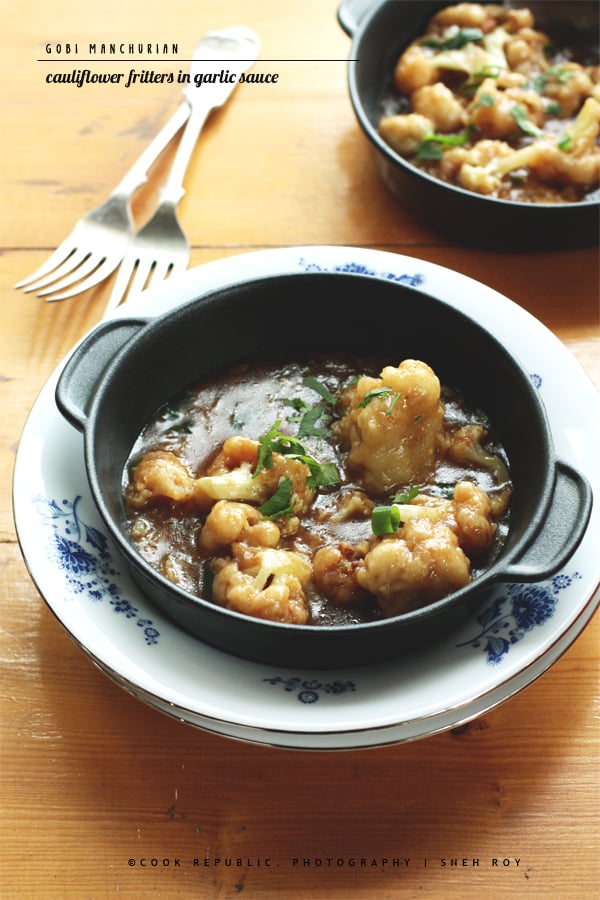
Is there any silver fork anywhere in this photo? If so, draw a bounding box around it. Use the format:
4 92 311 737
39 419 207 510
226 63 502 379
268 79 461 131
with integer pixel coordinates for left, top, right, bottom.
13 102 191 299
104 25 260 314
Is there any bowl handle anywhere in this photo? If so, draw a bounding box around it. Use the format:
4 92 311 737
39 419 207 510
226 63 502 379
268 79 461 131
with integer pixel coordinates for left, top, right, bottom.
55 317 148 431
502 460 593 582
337 0 374 36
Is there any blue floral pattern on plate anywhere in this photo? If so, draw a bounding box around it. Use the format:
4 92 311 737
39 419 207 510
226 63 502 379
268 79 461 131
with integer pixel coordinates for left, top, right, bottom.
35 495 160 645
263 676 357 704
457 573 581 664
298 256 425 286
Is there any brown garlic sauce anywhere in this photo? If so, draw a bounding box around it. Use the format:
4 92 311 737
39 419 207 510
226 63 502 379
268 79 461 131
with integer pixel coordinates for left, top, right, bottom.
123 353 511 626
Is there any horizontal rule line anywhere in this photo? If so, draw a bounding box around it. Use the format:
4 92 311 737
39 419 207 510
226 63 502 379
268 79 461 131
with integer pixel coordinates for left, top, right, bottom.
37 58 356 63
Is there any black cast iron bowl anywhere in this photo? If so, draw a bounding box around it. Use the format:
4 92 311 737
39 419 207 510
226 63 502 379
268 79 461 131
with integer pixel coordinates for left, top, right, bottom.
55 271 592 668
337 0 600 249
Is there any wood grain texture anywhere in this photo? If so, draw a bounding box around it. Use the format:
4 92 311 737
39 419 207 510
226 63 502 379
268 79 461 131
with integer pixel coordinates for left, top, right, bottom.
1 1 598 897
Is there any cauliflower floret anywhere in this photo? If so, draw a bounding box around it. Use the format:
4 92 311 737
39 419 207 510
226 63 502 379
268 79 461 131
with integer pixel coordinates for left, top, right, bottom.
451 481 497 557
126 450 199 509
357 517 471 617
378 112 433 157
528 142 600 187
467 77 544 139
412 82 467 132
430 3 499 30
336 359 446 494
380 480 498 558
447 424 510 485
455 139 514 192
211 544 311 624
126 431 316 516
448 79 599 194
503 26 551 76
312 541 371 605
329 490 374 523
198 500 280 554
541 63 594 118
207 435 315 516
394 44 439 94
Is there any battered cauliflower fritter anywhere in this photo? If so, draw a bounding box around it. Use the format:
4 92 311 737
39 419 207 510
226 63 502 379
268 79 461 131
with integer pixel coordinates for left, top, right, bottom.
378 112 434 157
467 77 545 139
387 480 498 558
211 544 312 624
126 434 315 515
357 517 471 618
198 500 280 554
335 359 447 494
312 541 372 606
125 449 207 509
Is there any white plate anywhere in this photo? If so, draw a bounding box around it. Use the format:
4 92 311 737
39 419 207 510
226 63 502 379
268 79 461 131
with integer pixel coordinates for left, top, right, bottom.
13 246 600 750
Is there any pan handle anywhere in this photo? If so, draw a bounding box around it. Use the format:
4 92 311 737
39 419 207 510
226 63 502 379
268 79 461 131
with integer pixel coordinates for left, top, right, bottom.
501 460 593 582
337 0 375 36
55 317 148 431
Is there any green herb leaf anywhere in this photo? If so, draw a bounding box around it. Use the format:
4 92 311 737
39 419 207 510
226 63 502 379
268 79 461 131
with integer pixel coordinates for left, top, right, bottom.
415 130 469 160
255 420 283 474
460 65 502 95
303 375 338 405
255 422 340 490
258 476 295 519
392 485 420 504
358 386 393 407
296 404 332 440
386 392 401 416
470 92 496 112
511 103 544 138
422 27 484 51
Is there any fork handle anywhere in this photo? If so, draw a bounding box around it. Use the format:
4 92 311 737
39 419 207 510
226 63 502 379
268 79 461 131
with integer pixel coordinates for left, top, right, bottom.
157 102 213 205
111 100 192 197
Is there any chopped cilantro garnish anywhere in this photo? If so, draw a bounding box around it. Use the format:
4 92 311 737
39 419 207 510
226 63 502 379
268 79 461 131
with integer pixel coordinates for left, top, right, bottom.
258 476 295 519
532 65 573 94
511 104 544 138
460 65 502 96
255 421 340 491
284 376 338 440
386 392 401 416
303 375 338 405
471 92 496 112
392 485 420 504
358 386 393 407
422 27 484 51
297 404 332 439
415 130 470 161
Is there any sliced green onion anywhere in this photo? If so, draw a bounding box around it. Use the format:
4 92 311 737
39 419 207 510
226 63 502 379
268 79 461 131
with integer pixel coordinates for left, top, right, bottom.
371 504 402 536
557 133 573 152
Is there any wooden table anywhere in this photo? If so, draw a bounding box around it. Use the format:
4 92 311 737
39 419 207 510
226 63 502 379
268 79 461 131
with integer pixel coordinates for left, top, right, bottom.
1 1 598 896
